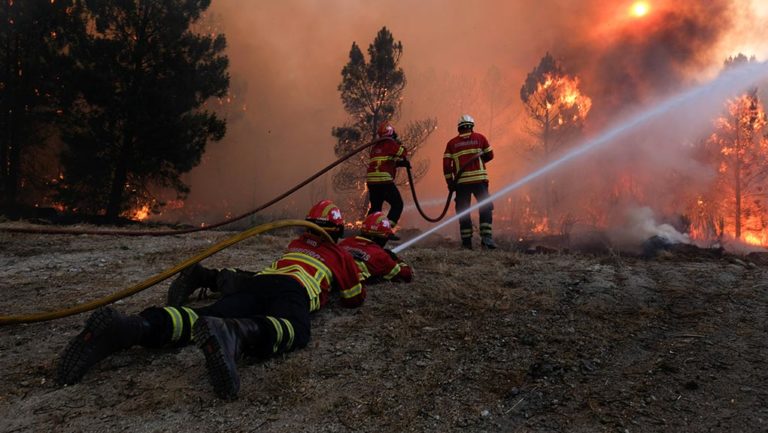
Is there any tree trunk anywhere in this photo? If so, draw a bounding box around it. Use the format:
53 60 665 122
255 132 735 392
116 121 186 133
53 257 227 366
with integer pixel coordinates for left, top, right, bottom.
734 124 742 240
105 138 131 221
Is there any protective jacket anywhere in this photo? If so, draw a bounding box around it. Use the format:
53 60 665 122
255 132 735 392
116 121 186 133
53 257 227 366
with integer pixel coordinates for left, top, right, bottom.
339 236 413 283
443 132 494 185
367 137 408 184
258 232 365 311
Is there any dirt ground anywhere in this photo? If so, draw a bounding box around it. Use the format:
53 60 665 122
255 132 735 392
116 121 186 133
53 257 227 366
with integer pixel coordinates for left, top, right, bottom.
0 224 767 433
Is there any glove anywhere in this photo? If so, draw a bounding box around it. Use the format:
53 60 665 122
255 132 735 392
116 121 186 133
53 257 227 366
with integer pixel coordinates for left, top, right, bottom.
396 159 411 169
446 181 455 192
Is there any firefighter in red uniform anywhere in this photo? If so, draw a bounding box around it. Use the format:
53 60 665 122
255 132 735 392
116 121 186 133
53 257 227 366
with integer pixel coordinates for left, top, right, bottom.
366 122 410 239
443 114 497 249
56 200 364 400
164 211 412 309
339 211 413 283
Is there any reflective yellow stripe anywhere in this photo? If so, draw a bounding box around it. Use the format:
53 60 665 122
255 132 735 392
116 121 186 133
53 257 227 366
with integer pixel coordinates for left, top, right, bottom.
370 156 393 162
163 307 183 342
340 282 363 299
395 147 405 157
367 173 394 182
181 307 198 328
282 253 332 284
280 318 295 350
259 265 322 311
356 261 371 280
266 316 283 354
452 148 483 158
384 263 401 280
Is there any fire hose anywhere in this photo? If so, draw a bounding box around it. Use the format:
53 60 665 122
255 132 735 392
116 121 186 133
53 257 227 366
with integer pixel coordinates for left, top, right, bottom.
404 153 484 222
0 219 332 325
0 140 380 237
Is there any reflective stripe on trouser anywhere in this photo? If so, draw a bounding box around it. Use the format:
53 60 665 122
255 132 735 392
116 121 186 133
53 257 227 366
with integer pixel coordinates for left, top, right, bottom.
264 316 296 355
139 306 199 348
480 222 492 238
460 228 473 240
454 183 493 240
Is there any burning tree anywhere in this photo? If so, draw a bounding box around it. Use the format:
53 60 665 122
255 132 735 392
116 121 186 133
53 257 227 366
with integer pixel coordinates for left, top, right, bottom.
332 27 434 213
519 52 592 231
57 0 229 221
694 54 768 245
0 0 74 211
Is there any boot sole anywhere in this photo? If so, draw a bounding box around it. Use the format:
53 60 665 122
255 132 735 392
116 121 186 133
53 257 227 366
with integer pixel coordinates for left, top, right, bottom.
56 308 118 385
193 319 239 400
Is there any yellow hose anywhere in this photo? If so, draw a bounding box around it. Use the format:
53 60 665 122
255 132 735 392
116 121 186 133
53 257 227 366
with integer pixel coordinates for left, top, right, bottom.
0 219 332 326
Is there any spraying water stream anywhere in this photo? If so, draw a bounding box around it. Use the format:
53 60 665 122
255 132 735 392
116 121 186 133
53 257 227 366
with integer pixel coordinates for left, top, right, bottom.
393 61 768 254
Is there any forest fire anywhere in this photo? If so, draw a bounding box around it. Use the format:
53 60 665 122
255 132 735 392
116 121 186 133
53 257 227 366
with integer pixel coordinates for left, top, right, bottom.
123 205 150 222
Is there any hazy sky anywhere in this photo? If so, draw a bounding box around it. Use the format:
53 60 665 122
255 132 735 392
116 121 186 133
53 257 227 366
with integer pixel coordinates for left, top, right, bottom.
175 0 768 230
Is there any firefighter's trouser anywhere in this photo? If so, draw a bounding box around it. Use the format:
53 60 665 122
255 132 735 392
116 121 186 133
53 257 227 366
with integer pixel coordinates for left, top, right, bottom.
367 182 404 225
140 274 310 359
454 182 494 242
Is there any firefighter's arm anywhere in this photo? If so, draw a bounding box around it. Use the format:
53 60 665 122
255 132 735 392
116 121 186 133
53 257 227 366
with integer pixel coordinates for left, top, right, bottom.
443 152 455 188
481 136 494 163
383 249 414 283
338 253 366 307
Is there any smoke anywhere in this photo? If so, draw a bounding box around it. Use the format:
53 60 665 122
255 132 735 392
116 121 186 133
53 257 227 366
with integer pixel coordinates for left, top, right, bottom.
164 0 768 243
608 206 690 248
561 0 736 122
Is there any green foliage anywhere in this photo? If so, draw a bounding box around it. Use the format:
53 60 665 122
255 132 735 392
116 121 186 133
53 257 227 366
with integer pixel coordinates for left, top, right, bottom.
57 0 229 220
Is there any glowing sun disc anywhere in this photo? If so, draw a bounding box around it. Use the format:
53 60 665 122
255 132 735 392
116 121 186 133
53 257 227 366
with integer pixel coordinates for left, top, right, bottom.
631 1 650 17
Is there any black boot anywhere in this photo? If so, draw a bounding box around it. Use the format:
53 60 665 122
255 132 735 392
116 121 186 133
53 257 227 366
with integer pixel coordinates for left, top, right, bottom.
461 238 473 250
56 307 150 385
481 236 497 250
167 263 218 306
193 317 262 400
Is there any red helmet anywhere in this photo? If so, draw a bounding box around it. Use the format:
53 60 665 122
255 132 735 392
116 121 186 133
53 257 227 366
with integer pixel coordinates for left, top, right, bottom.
377 123 395 138
361 211 394 238
306 200 345 241
306 200 344 230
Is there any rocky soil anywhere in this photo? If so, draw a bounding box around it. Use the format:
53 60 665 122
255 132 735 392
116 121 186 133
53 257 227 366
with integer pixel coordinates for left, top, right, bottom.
0 226 766 432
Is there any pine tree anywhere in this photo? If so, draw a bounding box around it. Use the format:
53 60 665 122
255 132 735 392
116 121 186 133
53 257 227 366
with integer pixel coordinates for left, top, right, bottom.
332 27 434 209
0 0 73 211
58 0 229 221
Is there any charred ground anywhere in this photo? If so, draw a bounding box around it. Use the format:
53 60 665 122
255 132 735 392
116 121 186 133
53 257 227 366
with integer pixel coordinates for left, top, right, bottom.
0 226 766 433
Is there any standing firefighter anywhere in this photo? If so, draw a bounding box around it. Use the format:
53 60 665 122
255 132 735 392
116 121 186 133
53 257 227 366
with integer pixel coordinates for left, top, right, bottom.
366 122 410 240
56 200 364 400
443 114 497 249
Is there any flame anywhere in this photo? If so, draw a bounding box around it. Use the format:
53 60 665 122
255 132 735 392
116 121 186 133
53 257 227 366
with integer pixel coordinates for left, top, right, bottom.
125 205 150 221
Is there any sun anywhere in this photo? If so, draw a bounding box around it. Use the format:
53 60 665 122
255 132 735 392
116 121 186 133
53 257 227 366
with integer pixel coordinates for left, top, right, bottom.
630 1 650 17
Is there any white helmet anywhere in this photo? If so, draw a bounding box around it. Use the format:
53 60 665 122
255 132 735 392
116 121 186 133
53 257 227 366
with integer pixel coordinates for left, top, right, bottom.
457 114 475 129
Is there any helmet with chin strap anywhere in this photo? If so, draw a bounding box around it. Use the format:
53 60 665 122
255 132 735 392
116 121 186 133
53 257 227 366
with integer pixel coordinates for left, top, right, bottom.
457 114 475 130
305 200 344 240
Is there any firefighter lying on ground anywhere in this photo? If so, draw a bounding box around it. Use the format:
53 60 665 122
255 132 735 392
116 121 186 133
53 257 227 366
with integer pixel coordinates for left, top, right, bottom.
166 211 414 309
56 200 364 400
